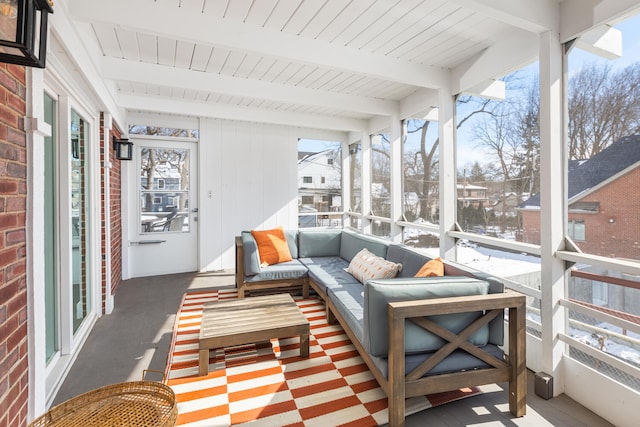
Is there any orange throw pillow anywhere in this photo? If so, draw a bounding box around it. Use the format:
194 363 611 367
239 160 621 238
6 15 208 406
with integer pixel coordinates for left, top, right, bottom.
415 257 444 277
251 227 292 267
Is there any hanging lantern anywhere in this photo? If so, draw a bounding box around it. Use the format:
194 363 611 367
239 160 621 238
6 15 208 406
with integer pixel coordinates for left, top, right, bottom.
0 0 54 68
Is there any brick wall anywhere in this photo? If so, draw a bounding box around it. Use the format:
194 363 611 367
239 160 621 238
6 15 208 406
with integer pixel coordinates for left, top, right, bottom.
0 64 28 426
520 168 640 260
99 116 123 313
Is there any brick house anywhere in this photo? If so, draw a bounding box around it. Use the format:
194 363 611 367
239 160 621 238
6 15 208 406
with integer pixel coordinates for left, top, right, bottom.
519 135 640 260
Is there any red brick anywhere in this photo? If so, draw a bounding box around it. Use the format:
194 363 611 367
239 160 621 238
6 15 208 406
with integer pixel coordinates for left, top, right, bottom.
0 213 18 228
0 71 17 94
6 65 25 87
6 127 25 147
5 230 25 245
7 288 26 316
4 163 25 179
6 197 25 212
8 351 27 384
0 106 18 128
6 93 25 117
0 143 19 161
0 180 17 194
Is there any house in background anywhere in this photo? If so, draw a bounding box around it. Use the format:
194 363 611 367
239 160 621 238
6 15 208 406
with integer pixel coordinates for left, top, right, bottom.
519 135 640 261
297 149 342 217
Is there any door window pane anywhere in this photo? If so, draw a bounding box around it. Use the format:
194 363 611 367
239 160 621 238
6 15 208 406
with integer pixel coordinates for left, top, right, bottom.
140 147 190 233
71 110 90 333
44 93 58 361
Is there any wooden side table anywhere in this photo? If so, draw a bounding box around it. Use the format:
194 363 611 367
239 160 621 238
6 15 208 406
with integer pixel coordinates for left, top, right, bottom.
199 293 310 376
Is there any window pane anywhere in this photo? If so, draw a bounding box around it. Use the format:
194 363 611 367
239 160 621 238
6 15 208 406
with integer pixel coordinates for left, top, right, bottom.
349 142 362 229
297 139 342 228
403 118 439 230
44 93 58 362
140 147 190 233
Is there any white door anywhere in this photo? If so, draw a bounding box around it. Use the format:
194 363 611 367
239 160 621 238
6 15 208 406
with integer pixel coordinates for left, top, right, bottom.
128 138 198 277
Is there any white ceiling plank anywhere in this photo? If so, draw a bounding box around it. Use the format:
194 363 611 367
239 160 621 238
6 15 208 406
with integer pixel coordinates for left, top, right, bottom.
314 0 372 42
191 44 213 71
244 0 279 26
282 0 327 35
285 64 318 87
91 23 122 57
178 0 206 14
263 0 301 31
102 57 399 116
157 37 177 66
206 46 231 74
297 67 329 88
246 56 278 80
224 0 253 21
299 0 351 39
137 33 158 63
261 59 291 83
385 2 462 59
175 40 196 69
331 0 395 47
349 0 424 50
219 51 247 76
72 0 449 89
308 69 341 90
201 0 227 17
234 53 263 78
367 0 447 54
451 0 558 33
275 63 307 85
114 28 140 61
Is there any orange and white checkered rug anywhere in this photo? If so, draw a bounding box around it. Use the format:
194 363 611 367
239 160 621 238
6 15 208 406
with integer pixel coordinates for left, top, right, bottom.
165 290 480 426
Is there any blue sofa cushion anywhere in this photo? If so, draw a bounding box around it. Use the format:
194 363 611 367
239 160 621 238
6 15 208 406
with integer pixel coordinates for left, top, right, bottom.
244 259 308 283
386 244 431 277
339 229 389 261
298 257 360 295
327 282 365 344
363 277 490 357
241 229 299 277
298 229 342 257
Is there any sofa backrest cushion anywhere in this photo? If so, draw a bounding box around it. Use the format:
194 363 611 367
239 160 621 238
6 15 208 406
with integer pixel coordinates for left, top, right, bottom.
386 244 430 277
241 229 298 276
363 277 490 357
298 229 342 257
340 229 389 262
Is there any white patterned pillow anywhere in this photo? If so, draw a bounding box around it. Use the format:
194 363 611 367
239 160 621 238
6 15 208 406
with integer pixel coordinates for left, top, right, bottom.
346 248 402 284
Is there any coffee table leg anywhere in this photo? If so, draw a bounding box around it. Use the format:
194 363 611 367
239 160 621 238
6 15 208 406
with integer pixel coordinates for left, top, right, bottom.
199 348 209 376
300 333 309 358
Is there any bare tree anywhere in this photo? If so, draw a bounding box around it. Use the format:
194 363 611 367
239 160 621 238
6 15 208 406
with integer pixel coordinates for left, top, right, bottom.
568 63 640 159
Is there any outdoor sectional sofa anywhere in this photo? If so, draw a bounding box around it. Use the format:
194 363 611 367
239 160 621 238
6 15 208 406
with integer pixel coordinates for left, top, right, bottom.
235 228 526 427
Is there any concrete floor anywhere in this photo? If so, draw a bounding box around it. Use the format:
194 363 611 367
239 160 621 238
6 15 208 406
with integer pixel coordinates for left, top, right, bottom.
54 271 614 426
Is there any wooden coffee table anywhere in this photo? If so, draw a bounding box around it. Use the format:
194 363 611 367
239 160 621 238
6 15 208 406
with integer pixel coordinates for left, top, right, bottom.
198 293 310 376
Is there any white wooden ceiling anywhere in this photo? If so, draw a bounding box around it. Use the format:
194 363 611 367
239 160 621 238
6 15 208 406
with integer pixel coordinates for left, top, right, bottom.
62 0 639 132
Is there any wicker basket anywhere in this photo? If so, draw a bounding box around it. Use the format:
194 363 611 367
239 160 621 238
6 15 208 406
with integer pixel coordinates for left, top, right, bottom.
29 381 178 427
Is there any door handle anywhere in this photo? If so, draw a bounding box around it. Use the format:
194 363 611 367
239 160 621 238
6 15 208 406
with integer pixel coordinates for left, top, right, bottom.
192 208 198 213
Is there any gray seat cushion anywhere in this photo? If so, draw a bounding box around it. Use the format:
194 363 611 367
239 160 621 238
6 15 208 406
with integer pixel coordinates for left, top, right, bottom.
241 229 299 277
298 257 360 294
327 282 365 344
244 259 308 283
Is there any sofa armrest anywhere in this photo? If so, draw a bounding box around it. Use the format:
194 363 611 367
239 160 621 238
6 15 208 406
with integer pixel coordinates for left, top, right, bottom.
386 289 527 421
235 236 244 288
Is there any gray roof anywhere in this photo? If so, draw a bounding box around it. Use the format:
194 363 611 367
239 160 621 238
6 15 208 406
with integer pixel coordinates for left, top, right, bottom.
520 135 640 208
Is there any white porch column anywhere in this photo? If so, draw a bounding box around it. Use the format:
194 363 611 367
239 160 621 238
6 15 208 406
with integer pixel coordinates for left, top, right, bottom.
361 132 372 234
25 68 50 422
539 30 567 396
103 114 114 314
438 89 457 259
389 114 403 242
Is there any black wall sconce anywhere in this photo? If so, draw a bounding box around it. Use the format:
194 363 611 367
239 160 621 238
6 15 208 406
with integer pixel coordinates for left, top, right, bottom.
113 136 133 161
0 0 54 68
